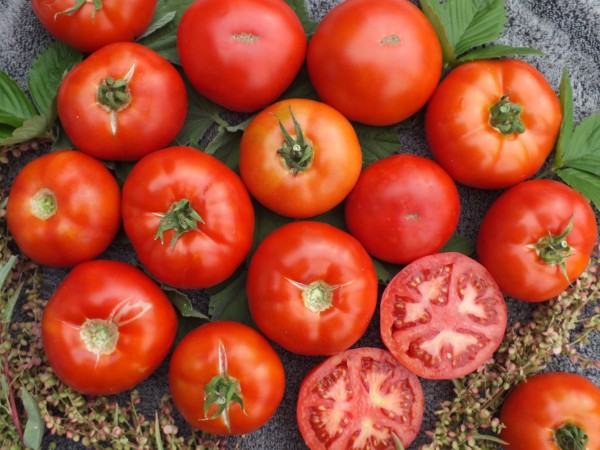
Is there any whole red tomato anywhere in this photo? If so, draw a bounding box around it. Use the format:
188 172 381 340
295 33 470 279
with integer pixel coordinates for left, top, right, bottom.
477 179 597 302
296 347 424 449
169 321 285 435
500 372 600 450
425 59 562 189
344 154 460 264
31 0 156 53
380 252 507 379
177 0 307 112
239 98 362 218
247 221 378 355
42 260 177 395
6 150 121 267
57 42 187 161
121 146 255 289
307 0 442 125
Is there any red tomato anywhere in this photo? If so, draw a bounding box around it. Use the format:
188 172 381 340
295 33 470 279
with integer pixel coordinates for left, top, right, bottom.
169 321 285 435
477 179 598 302
239 98 362 218
121 146 255 289
307 0 442 125
6 150 121 267
42 260 177 395
380 252 507 380
296 347 424 449
500 372 600 450
344 154 460 265
31 0 156 53
425 59 562 189
177 0 307 112
57 42 187 161
246 221 378 355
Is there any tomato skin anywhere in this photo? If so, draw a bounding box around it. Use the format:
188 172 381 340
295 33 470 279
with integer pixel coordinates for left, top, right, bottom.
31 0 156 53
57 42 187 161
380 252 507 380
344 154 460 265
307 0 442 126
239 98 362 218
477 179 597 302
169 321 285 435
177 0 307 113
6 150 121 267
296 347 424 450
499 372 600 450
247 221 378 356
121 146 255 289
425 59 562 189
41 260 177 395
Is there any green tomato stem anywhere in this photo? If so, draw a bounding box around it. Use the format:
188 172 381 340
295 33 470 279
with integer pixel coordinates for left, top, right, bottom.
276 107 313 174
554 422 589 450
489 93 526 135
154 199 204 251
55 0 103 21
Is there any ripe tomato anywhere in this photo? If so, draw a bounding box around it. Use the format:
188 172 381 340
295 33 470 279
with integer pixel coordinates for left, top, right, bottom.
42 260 177 395
380 252 507 380
344 154 460 265
57 42 187 161
477 180 597 302
246 221 378 355
169 321 285 435
425 59 562 189
177 0 307 112
239 98 362 218
31 0 156 53
6 150 121 267
121 146 255 289
296 347 424 449
499 372 600 450
307 0 442 126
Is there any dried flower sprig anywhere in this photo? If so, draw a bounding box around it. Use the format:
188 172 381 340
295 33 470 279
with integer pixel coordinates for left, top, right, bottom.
421 244 600 450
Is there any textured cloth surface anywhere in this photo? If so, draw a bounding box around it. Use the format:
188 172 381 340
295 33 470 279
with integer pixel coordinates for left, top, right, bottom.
1 0 599 449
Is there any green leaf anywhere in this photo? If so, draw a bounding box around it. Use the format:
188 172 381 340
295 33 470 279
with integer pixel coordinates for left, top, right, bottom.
164 286 209 320
143 35 179 64
28 42 83 115
440 232 476 255
457 44 543 63
51 123 75 151
560 111 600 168
0 254 17 291
353 123 400 167
207 268 253 324
249 202 293 261
557 167 600 211
279 66 318 101
284 0 318 36
205 127 244 172
20 387 44 450
138 10 177 40
0 71 36 127
154 413 164 450
420 0 456 64
0 110 54 146
555 67 574 164
372 258 402 285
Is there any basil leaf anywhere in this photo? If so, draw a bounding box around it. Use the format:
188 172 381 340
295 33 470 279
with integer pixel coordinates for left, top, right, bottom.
557 167 600 210
0 71 36 128
354 123 400 167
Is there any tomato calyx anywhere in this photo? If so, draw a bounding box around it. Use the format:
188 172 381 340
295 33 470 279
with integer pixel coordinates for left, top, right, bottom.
554 422 589 450
31 188 57 220
276 108 313 175
54 0 103 21
97 63 135 136
489 93 526 135
203 342 245 432
286 278 352 313
528 215 574 280
154 199 204 251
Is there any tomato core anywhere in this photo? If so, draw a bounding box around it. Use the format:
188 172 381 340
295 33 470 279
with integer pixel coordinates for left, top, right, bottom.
489 93 526 135
30 187 57 220
79 318 119 356
554 423 589 450
380 34 401 45
230 32 260 43
154 198 205 251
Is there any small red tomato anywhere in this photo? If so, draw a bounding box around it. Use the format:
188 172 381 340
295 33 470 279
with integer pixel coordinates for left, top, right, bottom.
169 321 285 435
477 179 597 302
345 154 460 264
6 150 121 267
57 42 187 161
297 347 424 449
500 372 600 450
239 98 362 218
42 260 178 395
380 252 507 379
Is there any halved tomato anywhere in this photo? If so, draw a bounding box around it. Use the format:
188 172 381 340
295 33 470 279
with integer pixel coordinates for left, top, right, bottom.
380 252 507 379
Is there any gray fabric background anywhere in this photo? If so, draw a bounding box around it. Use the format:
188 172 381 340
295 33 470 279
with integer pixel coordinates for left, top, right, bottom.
1 0 599 449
